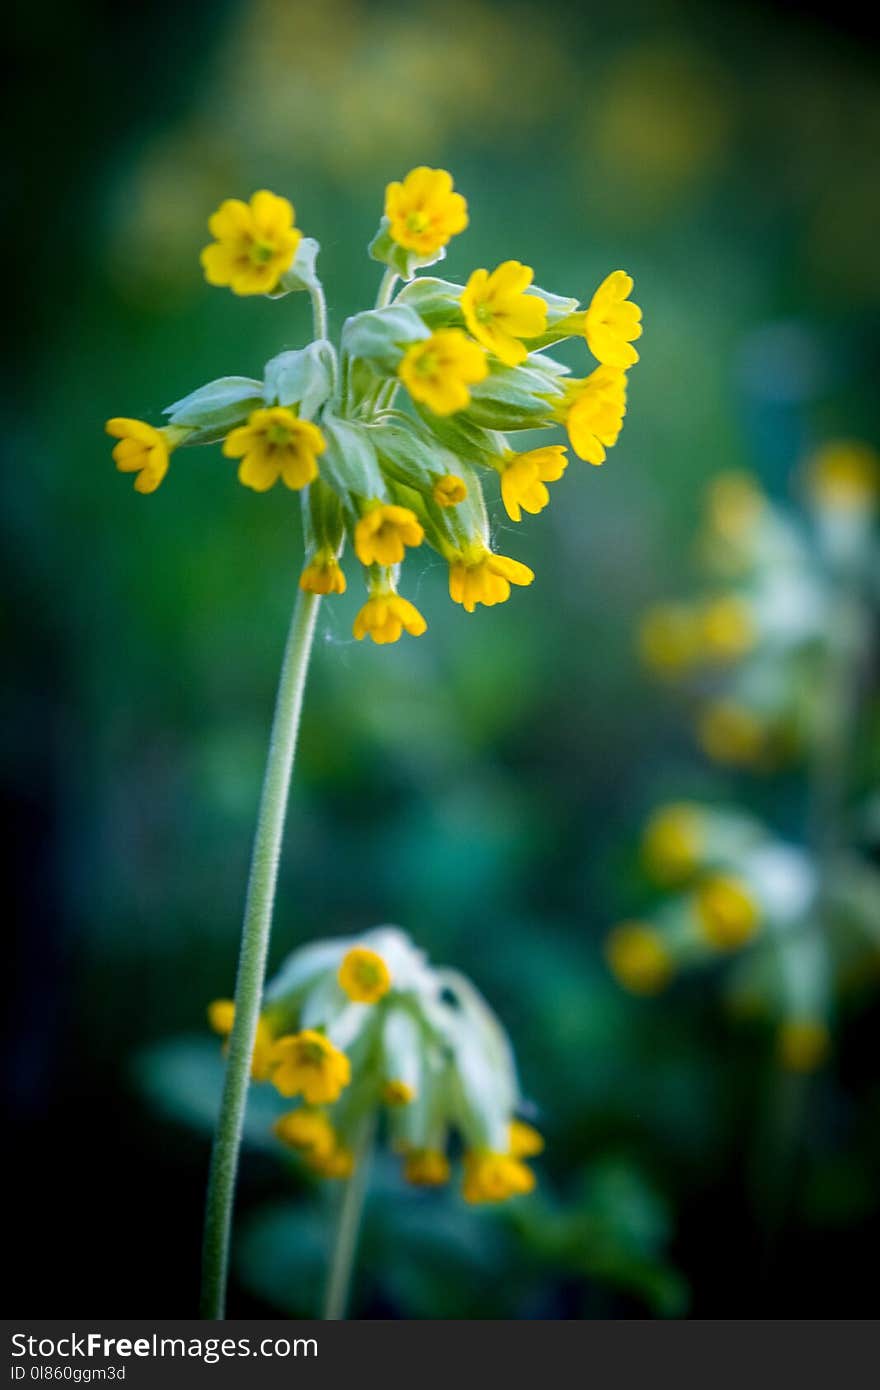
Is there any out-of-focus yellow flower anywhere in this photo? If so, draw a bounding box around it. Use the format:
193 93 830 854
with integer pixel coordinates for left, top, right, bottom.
207 999 276 1082
106 418 184 494
605 922 673 994
638 602 702 675
353 587 427 645
642 803 704 885
460 260 548 367
583 270 642 368
694 875 760 950
697 701 765 765
271 1029 351 1104
509 1120 544 1158
385 166 468 255
398 329 487 415
448 545 534 613
806 440 879 512
337 946 392 1004
403 1148 451 1186
433 473 468 507
462 1149 536 1203
707 471 765 541
561 366 627 464
382 1079 416 1106
777 1018 830 1073
273 1107 337 1159
499 446 568 522
699 594 755 664
223 408 325 492
354 504 424 567
200 190 301 296
308 1144 355 1179
299 548 346 595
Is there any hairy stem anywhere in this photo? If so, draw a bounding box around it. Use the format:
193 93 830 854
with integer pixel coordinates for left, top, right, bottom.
200 587 321 1319
322 1110 377 1320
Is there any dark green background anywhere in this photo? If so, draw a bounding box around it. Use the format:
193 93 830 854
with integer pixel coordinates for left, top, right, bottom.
6 0 879 1316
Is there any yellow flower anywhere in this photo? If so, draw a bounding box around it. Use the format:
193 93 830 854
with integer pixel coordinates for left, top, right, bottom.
707 472 765 541
605 922 673 995
385 167 468 255
383 1079 416 1106
499 446 568 522
299 548 346 595
448 544 534 613
509 1120 544 1158
403 1148 451 1186
777 1018 830 1073
200 190 301 296
273 1108 337 1160
433 474 468 507
460 261 548 367
337 946 392 1004
308 1144 355 1179
807 440 879 512
353 588 427 646
697 701 765 765
271 1029 351 1104
699 595 755 663
223 408 325 492
462 1149 536 1204
562 366 628 464
638 602 702 675
207 999 275 1082
105 418 182 494
642 803 704 885
398 329 487 415
354 504 424 567
694 875 760 950
584 270 642 368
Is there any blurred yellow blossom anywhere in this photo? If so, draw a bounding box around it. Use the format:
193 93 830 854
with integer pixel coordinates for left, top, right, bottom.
338 947 392 1004
201 190 300 296
299 549 347 595
385 166 468 255
271 1029 351 1104
223 408 325 492
398 329 487 415
694 875 760 950
460 260 547 367
605 922 673 994
642 803 705 885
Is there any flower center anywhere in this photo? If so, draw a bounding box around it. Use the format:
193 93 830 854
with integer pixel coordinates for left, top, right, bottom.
413 349 438 377
248 239 276 265
475 301 494 324
266 424 293 446
406 210 429 233
298 1040 327 1067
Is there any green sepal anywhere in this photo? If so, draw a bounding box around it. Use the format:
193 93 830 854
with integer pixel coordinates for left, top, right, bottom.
263 340 336 418
395 277 465 328
463 360 563 430
268 237 322 297
302 476 345 558
318 413 387 506
368 217 448 281
342 304 430 376
162 377 265 445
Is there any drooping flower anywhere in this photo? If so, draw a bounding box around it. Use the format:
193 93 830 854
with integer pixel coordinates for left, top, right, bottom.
561 366 628 464
508 1120 544 1158
338 946 392 1004
222 408 325 492
777 1018 830 1072
697 701 766 765
403 1148 451 1186
354 503 424 567
398 329 487 415
583 270 642 368
271 1029 351 1104
433 474 468 507
105 418 184 494
448 545 534 613
353 586 427 645
499 446 568 522
299 548 347 595
642 803 705 885
308 1145 355 1179
200 190 301 296
207 998 276 1082
460 261 548 367
806 440 879 512
461 1149 536 1204
384 167 468 256
604 922 673 994
382 1079 416 1106
699 595 755 663
694 875 761 950
638 602 702 675
273 1108 337 1159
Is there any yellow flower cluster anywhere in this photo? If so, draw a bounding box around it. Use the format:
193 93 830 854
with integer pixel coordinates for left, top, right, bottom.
107 167 642 645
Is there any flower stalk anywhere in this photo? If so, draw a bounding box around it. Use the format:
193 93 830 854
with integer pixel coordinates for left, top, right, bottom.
322 1109 377 1321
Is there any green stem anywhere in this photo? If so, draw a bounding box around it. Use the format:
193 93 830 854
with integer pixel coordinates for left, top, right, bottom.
322 1110 377 1320
200 587 321 1319
309 283 329 341
375 268 398 309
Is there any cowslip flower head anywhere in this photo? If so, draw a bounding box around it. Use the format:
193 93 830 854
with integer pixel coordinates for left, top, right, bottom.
385 167 468 256
398 329 488 415
354 503 424 567
604 922 673 995
223 408 325 492
299 548 346 595
273 1108 337 1159
105 418 185 494
562 366 628 464
462 1149 536 1204
201 191 301 296
433 474 468 507
694 875 761 950
337 946 392 1004
448 544 534 613
460 261 548 367
583 270 642 368
207 999 276 1082
271 1029 351 1104
499 446 568 522
353 586 427 646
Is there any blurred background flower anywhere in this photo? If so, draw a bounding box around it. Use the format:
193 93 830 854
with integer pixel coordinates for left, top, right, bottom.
5 0 878 1317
